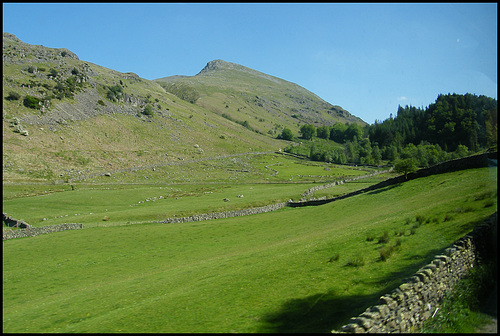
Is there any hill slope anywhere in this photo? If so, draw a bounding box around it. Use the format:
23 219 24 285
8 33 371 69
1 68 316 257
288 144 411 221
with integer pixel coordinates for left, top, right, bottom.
155 59 365 135
3 33 362 183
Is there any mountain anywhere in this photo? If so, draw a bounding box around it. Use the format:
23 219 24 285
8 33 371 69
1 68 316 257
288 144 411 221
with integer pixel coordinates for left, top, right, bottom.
2 33 364 183
155 59 364 133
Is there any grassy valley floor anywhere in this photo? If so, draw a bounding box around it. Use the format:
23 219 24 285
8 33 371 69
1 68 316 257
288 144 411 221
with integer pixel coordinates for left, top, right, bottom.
2 166 497 332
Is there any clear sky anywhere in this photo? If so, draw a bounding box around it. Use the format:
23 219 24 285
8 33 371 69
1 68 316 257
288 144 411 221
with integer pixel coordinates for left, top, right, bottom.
3 3 497 124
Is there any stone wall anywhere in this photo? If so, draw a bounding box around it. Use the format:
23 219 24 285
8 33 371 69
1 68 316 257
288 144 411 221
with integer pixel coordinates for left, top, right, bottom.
289 152 496 208
337 212 497 333
156 202 288 224
299 168 393 199
3 223 83 240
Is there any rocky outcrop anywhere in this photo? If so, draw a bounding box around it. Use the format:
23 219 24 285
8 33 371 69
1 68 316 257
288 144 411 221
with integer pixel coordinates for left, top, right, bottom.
3 32 79 65
2 213 32 229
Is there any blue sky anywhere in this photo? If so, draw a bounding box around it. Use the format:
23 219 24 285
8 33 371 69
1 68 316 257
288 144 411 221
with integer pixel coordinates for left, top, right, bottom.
3 3 497 124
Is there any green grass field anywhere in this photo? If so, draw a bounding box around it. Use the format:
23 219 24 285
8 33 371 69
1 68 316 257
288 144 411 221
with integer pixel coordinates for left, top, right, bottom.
2 154 385 228
3 166 496 333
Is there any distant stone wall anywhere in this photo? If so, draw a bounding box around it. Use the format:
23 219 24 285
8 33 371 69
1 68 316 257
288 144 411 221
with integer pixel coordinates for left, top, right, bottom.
337 212 497 333
156 202 288 224
3 223 83 240
289 152 496 208
300 168 393 199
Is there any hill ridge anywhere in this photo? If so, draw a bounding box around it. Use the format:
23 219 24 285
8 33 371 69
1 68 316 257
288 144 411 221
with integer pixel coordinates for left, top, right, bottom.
2 32 362 183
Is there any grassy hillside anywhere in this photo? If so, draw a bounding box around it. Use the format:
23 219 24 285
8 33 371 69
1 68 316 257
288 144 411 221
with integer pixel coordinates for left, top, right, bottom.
3 167 496 333
155 59 365 138
3 33 361 184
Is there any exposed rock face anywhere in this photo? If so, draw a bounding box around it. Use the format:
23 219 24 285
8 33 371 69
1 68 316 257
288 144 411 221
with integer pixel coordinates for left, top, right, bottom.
2 213 32 229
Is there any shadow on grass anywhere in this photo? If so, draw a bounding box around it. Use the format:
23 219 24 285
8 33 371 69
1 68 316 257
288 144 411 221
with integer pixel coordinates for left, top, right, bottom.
257 290 380 333
364 182 402 196
256 248 446 333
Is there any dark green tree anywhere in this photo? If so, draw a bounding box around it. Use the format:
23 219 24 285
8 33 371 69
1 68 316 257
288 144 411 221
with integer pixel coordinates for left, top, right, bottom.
316 125 330 139
279 128 294 141
330 122 348 143
345 123 364 142
394 158 418 180
300 124 316 140
372 144 382 165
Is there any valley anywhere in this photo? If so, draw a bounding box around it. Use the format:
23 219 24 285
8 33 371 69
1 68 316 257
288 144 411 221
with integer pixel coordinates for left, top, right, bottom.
3 32 497 333
3 166 497 333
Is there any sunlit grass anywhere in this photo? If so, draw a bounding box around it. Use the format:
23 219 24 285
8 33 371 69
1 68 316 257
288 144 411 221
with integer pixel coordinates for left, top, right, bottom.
3 167 496 333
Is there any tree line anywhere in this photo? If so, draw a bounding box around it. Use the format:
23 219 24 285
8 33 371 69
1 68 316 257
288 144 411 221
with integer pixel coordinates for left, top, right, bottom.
280 93 497 167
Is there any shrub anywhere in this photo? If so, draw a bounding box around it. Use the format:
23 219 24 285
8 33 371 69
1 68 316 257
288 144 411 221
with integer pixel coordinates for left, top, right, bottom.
143 105 154 116
346 256 364 267
106 85 123 101
23 95 41 109
328 254 340 262
5 91 20 101
415 214 426 224
484 200 494 208
97 99 105 106
378 231 390 244
395 229 405 236
49 68 58 78
380 245 394 261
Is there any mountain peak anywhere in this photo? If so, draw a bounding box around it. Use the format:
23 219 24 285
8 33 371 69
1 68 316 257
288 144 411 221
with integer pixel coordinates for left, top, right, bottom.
196 59 239 75
195 59 286 86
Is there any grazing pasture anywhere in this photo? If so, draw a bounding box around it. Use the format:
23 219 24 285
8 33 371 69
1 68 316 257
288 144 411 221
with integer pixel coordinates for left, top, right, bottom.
2 154 385 228
2 166 496 333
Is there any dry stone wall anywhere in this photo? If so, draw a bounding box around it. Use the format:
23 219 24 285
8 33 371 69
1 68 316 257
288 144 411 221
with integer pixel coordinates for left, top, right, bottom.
289 152 496 208
3 223 83 240
300 168 393 199
337 212 497 333
156 202 288 224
